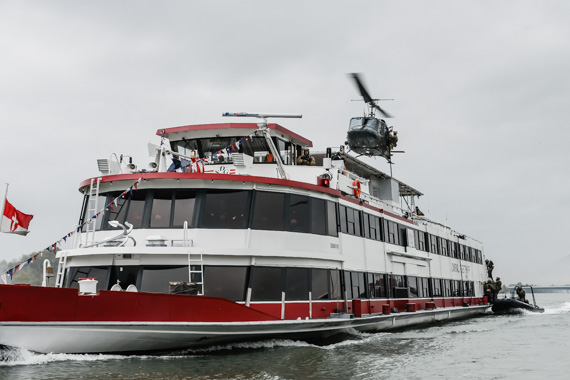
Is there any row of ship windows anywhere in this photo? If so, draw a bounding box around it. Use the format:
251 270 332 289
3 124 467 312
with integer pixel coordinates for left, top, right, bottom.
80 189 481 264
67 265 477 302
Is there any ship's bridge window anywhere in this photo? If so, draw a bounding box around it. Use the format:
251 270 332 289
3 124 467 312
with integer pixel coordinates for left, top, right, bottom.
171 136 287 165
103 190 148 230
148 190 197 228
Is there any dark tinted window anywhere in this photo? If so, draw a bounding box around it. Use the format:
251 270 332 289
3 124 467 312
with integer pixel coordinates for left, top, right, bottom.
66 266 109 289
343 271 352 299
251 267 283 301
173 191 197 227
200 190 249 229
204 266 248 301
141 266 188 293
408 276 418 298
372 273 387 298
286 268 310 300
330 270 342 300
150 191 172 228
288 195 309 233
310 198 327 235
251 192 285 231
312 269 329 300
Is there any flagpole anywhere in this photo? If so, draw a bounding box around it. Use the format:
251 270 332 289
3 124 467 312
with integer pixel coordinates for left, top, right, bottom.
0 183 8 230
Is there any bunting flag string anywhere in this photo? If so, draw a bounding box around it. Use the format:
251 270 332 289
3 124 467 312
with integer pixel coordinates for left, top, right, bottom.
1 178 142 282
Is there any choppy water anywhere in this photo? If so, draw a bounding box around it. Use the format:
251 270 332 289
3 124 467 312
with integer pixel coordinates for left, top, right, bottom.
1 293 569 379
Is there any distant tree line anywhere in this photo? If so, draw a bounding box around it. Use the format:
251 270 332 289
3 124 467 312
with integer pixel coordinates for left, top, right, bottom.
0 251 58 287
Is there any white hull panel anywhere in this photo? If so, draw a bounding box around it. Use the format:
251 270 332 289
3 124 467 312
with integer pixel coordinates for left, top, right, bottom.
0 305 488 354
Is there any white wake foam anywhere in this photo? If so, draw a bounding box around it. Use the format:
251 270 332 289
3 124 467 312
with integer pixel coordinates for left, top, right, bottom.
542 301 570 315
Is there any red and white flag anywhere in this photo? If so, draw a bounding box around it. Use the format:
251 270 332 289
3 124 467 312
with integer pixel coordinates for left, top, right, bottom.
1 199 34 236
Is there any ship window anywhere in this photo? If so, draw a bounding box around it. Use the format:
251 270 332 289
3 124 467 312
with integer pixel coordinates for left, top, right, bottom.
66 266 110 289
346 208 361 236
140 266 189 293
250 267 283 301
311 269 329 300
80 194 108 232
108 266 140 290
285 268 310 300
150 191 173 228
251 191 285 231
105 193 129 228
200 190 250 229
339 206 348 234
431 278 442 297
367 215 381 241
330 270 342 300
310 198 327 236
420 278 426 297
372 273 387 298
398 225 407 247
343 271 353 299
429 234 438 254
390 275 407 298
173 191 197 227
125 191 146 228
442 279 451 297
386 221 399 245
408 276 418 298
288 195 310 233
414 230 427 251
204 266 248 301
351 272 366 299
327 201 338 237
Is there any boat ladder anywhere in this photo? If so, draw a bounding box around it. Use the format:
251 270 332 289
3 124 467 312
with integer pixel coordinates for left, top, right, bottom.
85 177 102 246
54 251 68 288
188 250 204 295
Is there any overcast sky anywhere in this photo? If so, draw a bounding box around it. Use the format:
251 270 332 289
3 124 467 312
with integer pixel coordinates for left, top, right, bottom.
1 0 569 285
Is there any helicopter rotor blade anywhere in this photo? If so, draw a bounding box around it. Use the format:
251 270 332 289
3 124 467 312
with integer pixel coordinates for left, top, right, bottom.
349 73 394 118
349 73 374 104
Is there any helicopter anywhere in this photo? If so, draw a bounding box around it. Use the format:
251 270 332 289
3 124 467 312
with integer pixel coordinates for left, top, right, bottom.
345 73 398 161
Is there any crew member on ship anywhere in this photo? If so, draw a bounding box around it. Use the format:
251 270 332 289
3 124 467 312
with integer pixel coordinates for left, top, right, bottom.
516 286 526 303
484 280 495 304
493 277 502 300
414 206 424 216
297 149 316 166
485 260 494 279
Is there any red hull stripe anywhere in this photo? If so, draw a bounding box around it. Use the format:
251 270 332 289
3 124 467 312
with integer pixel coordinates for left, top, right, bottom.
0 285 278 323
79 173 417 226
0 285 485 323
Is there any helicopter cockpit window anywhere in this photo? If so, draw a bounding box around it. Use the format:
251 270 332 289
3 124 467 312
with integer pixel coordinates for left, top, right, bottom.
171 137 275 164
349 117 382 133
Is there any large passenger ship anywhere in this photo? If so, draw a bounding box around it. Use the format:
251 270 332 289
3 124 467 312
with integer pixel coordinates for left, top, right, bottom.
0 112 489 354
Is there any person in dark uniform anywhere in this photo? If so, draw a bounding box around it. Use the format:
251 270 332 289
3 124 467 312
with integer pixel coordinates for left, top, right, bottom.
485 260 494 279
516 286 526 303
484 280 495 304
297 149 316 166
493 277 502 300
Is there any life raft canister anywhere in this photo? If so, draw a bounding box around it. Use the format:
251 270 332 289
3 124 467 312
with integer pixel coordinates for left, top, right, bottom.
353 179 361 198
